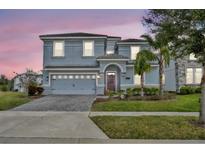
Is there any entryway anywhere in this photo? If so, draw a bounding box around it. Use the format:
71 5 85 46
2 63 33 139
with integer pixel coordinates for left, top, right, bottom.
106 72 116 91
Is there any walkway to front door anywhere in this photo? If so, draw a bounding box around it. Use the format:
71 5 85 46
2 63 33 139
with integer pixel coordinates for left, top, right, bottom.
106 72 116 91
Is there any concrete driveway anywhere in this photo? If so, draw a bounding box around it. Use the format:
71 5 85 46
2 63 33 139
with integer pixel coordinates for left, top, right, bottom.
0 111 108 143
12 95 95 111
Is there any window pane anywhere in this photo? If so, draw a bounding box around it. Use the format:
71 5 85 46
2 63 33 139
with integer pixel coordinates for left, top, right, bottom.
75 75 79 79
53 41 64 57
186 68 193 84
69 75 73 79
80 75 84 79
131 46 140 60
63 75 68 79
134 74 141 85
52 75 56 79
83 41 94 56
86 75 90 79
92 75 96 79
58 75 62 79
195 68 202 84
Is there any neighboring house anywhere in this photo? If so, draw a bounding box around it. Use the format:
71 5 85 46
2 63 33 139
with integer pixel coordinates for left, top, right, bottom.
39 32 203 95
13 73 43 92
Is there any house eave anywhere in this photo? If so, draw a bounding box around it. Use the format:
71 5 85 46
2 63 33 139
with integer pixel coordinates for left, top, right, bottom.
40 36 107 40
96 59 129 61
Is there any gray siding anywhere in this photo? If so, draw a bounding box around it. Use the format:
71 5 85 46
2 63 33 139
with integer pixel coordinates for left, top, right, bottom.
43 38 105 67
145 66 159 85
164 60 176 91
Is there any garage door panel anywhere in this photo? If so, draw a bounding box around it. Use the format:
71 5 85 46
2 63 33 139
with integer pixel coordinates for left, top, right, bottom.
51 74 96 95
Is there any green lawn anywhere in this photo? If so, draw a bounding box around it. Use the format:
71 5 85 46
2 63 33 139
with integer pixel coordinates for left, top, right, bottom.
91 94 200 112
0 92 31 110
91 116 205 139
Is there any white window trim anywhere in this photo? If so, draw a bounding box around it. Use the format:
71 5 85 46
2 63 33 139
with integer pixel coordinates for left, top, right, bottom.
83 40 94 57
53 41 65 57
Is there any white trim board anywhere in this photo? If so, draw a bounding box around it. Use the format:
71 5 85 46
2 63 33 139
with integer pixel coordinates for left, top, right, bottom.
44 68 100 71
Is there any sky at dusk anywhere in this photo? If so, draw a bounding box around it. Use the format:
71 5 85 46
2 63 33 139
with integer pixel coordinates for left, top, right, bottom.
0 9 147 78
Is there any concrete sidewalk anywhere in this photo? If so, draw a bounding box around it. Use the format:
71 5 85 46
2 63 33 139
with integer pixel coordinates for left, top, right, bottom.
0 111 108 140
0 137 205 144
89 112 199 117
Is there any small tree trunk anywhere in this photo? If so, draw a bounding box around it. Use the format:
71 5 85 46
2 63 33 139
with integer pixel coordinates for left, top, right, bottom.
140 73 144 97
159 54 164 96
199 63 205 123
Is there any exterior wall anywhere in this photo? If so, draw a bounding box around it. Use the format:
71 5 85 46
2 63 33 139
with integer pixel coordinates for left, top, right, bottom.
43 38 106 67
106 38 120 54
117 43 149 60
164 60 176 91
145 66 159 85
175 56 202 92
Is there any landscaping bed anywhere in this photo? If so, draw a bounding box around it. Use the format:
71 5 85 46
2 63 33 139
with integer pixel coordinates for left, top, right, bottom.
91 116 205 139
92 94 200 112
0 92 32 110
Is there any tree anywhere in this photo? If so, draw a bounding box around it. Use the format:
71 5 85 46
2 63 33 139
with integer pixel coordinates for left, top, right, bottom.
134 49 157 96
143 10 205 123
0 74 8 85
13 68 38 95
141 34 170 96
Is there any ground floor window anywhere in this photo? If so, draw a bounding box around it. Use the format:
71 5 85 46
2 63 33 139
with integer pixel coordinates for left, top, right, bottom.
186 68 202 84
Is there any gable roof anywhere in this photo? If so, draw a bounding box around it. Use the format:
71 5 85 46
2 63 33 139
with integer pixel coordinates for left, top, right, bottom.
39 32 121 39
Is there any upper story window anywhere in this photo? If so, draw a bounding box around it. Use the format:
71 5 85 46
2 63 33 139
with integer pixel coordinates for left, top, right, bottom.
131 46 140 60
189 53 197 60
53 41 64 57
106 50 114 54
83 40 94 56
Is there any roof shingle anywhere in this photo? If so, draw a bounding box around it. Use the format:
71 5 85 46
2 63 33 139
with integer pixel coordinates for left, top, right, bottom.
40 32 121 39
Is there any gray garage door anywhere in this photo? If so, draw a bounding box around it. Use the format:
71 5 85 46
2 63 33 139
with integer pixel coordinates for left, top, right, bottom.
51 74 96 95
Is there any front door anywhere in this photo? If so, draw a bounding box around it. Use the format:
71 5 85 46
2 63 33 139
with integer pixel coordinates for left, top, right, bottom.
106 72 116 91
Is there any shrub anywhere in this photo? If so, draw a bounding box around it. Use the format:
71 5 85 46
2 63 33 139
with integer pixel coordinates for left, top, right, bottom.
28 85 37 96
179 86 199 95
28 85 44 96
132 87 141 96
36 87 44 95
150 87 159 95
195 87 201 93
1 85 8 91
126 88 133 97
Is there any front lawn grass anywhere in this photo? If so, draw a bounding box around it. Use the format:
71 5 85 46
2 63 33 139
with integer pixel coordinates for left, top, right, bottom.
91 94 200 112
0 92 31 110
91 116 205 139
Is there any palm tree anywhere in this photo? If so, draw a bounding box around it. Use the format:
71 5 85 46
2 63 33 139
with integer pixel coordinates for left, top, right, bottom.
141 34 170 96
134 50 156 96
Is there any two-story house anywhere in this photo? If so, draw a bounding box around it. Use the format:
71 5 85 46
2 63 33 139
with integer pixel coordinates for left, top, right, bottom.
40 32 203 95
